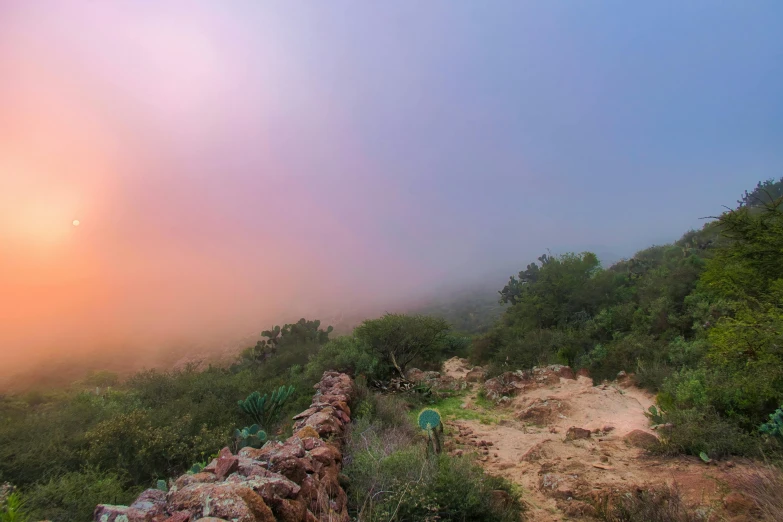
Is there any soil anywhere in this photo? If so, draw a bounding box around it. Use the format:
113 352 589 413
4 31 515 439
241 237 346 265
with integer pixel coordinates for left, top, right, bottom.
440 357 758 521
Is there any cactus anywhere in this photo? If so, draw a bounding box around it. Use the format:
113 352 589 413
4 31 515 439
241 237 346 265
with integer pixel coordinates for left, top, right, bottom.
418 408 443 455
156 479 168 492
188 462 206 474
238 385 295 428
234 423 268 450
417 408 441 431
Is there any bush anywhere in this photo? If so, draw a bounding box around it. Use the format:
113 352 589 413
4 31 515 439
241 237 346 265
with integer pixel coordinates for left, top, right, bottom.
651 407 761 459
306 336 379 381
24 469 138 522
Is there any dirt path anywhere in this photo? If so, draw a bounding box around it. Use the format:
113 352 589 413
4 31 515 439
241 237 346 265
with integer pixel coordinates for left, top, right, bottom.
439 358 753 521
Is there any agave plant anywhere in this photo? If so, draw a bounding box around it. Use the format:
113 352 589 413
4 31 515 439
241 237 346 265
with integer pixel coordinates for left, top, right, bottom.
234 423 268 450
238 385 295 428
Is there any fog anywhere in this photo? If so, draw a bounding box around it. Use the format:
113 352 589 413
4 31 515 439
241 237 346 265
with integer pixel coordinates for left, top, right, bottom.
1 2 781 389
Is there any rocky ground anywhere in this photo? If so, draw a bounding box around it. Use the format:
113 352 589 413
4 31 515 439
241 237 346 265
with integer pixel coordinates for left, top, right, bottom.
420 358 762 521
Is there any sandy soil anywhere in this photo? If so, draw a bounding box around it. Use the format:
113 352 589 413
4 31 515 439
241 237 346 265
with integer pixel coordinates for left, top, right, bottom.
440 358 755 521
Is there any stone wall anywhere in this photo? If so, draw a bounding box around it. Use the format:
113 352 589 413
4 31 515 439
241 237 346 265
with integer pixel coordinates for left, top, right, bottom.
95 371 355 522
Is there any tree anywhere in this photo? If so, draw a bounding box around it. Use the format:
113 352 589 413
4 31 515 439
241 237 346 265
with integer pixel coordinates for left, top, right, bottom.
354 314 451 378
240 318 333 365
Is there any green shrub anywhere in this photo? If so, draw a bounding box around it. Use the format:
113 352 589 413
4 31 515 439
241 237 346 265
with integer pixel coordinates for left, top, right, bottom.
651 407 760 459
306 336 379 381
0 492 29 522
23 469 137 522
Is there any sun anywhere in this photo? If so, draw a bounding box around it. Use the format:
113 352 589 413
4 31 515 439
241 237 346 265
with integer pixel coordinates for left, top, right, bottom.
72 219 80 227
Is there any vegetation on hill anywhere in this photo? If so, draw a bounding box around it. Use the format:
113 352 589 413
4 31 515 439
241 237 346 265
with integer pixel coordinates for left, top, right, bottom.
2 178 782 520
470 177 783 458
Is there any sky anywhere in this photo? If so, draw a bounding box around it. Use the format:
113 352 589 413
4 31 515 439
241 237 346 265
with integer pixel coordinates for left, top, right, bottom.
1 2 782 381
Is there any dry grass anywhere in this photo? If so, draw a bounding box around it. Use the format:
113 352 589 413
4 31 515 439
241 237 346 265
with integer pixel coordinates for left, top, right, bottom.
730 463 783 521
592 483 707 522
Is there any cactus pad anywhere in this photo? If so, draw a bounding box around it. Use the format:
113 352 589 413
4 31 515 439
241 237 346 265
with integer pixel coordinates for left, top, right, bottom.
417 408 441 431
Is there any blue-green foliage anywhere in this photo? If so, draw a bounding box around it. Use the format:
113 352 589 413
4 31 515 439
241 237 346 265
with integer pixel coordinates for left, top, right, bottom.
759 405 783 440
155 480 167 492
417 408 441 431
237 385 295 429
233 423 267 450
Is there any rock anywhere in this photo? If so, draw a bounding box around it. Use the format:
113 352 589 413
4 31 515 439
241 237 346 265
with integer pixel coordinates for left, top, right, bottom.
465 367 487 382
301 411 343 438
602 425 615 433
215 455 239 480
309 444 341 465
162 513 191 522
483 371 528 400
405 368 427 382
174 472 218 491
623 430 659 449
576 368 591 379
548 365 575 379
94 505 129 522
539 473 577 499
517 399 568 425
169 482 274 522
266 497 308 522
723 492 755 515
565 427 592 441
521 440 554 462
127 489 167 522
617 370 627 380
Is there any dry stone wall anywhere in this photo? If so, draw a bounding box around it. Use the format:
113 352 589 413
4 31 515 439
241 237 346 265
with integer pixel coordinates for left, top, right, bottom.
94 371 355 522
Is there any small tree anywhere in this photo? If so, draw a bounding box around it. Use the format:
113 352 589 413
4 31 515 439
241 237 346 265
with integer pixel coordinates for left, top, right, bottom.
354 314 450 378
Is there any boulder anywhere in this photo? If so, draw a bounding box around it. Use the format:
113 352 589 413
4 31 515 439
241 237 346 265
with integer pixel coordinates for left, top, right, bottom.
168 482 274 522
565 427 592 441
483 371 528 401
94 505 129 522
465 368 487 383
127 489 167 522
623 429 659 449
517 399 568 425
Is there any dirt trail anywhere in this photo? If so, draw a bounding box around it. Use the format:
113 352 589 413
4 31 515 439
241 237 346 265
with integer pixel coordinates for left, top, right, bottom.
439 357 752 521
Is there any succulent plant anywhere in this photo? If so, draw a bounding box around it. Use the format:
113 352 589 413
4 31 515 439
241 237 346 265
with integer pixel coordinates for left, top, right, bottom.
417 408 441 431
418 408 443 455
238 386 295 428
234 423 267 450
156 479 168 492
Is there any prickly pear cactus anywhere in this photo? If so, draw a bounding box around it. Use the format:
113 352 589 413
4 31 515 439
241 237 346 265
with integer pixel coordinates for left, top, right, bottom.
234 423 268 449
418 408 441 431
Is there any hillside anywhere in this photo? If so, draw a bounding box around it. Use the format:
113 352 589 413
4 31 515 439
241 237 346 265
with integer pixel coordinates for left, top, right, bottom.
2 178 782 521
